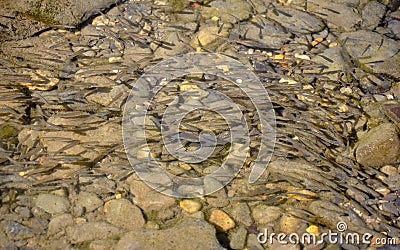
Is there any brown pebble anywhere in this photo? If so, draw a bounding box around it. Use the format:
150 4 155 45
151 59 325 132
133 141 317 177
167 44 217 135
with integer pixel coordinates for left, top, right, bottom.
209 210 235 232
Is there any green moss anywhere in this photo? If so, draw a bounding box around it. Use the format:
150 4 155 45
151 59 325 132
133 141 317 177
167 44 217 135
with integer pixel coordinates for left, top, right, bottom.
145 210 160 222
0 124 18 139
169 0 187 13
26 0 66 25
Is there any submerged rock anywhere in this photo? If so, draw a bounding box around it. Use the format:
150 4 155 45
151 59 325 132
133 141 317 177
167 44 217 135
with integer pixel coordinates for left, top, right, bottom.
201 0 252 24
356 122 400 168
16 0 121 26
190 25 231 51
75 192 103 213
4 221 34 240
229 226 247 249
232 15 291 49
307 0 362 31
128 177 176 212
209 209 236 232
116 219 223 249
66 222 121 243
179 199 202 213
104 199 145 230
35 194 70 214
267 6 325 34
339 30 400 78
383 104 400 127
47 214 74 236
311 47 350 79
361 1 386 30
252 205 283 225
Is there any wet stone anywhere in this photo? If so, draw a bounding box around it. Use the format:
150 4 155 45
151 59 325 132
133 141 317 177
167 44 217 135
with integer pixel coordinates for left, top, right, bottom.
124 45 153 62
80 177 116 196
339 30 400 78
153 31 190 58
2 0 400 247
356 122 400 168
179 199 202 213
0 2 49 42
204 176 225 195
4 221 34 240
201 0 252 24
250 0 274 13
29 218 48 236
0 229 9 248
209 209 236 232
266 6 325 34
252 205 283 225
128 177 176 212
116 219 223 249
86 85 129 108
383 104 400 127
307 0 362 31
16 0 120 27
226 202 253 227
206 188 229 208
247 233 264 250
278 214 307 235
268 241 301 250
47 214 73 236
361 1 386 30
41 238 73 250
381 202 399 216
40 121 122 166
232 15 291 49
75 192 103 213
381 165 399 176
66 222 121 243
35 194 70 214
14 207 31 219
308 200 365 233
104 199 145 230
388 19 400 40
190 25 231 51
89 239 117 250
311 47 349 79
229 225 247 249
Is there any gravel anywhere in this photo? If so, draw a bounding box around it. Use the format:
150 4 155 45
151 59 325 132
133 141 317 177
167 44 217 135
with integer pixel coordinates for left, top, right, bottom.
1 0 400 248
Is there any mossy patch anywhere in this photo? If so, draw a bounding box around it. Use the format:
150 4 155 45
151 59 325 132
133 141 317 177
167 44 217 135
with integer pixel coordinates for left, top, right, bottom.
168 0 187 13
26 0 68 25
0 124 18 139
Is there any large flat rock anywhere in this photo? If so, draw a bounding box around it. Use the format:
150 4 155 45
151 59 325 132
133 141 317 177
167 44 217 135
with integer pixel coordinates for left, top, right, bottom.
15 0 120 27
339 30 400 79
116 219 223 250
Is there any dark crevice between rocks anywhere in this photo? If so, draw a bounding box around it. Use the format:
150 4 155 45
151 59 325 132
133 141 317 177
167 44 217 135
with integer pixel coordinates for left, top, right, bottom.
29 27 53 38
73 0 129 32
216 232 231 249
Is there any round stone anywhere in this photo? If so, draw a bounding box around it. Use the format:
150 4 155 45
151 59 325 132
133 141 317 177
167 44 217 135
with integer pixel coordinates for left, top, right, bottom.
180 199 202 213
